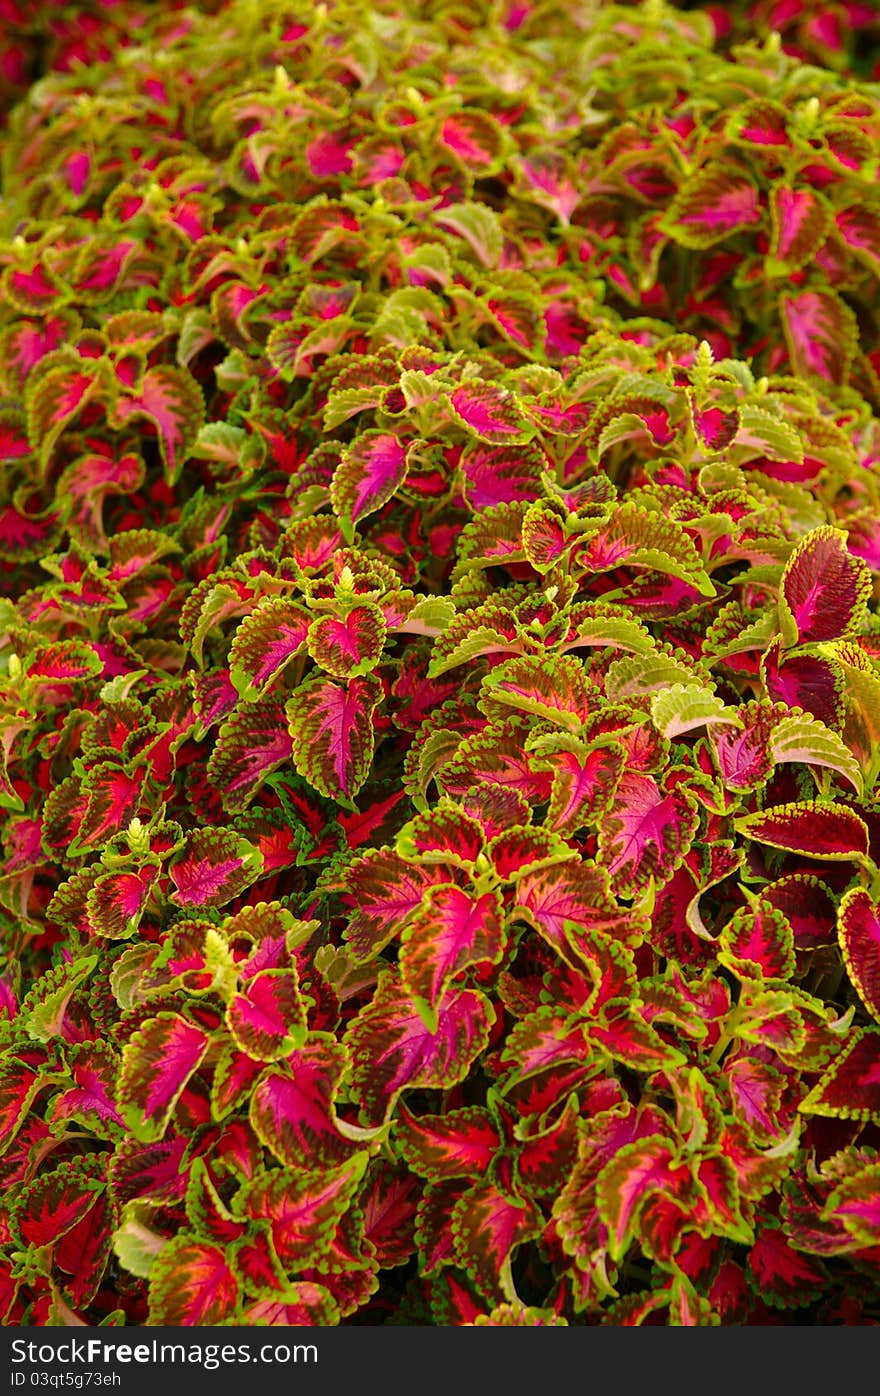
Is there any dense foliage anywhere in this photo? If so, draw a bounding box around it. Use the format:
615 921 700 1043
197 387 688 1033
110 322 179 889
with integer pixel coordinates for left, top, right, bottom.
2 0 880 1326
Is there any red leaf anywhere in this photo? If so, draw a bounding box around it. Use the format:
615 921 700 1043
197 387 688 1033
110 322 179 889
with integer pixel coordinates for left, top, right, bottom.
400 885 506 1022
118 1012 210 1140
780 289 857 383
345 973 494 1126
395 1105 501 1180
451 1181 541 1302
734 801 869 862
779 526 870 647
800 1028 880 1123
249 1037 354 1165
227 970 308 1061
838 888 880 1025
148 1238 238 1324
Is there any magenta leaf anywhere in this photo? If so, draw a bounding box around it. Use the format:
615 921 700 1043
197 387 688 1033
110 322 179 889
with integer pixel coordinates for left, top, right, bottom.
595 1134 693 1260
779 526 870 647
228 597 311 701
249 1037 355 1165
330 431 412 541
769 185 830 273
448 382 532 445
118 1013 211 1141
206 697 294 813
598 771 699 897
400 885 506 1027
719 899 796 980
780 289 858 384
459 441 545 511
240 1155 368 1269
838 888 880 1026
287 673 382 802
663 166 761 247
307 602 387 679
227 969 309 1061
343 848 455 961
169 827 264 908
111 365 204 484
345 972 494 1125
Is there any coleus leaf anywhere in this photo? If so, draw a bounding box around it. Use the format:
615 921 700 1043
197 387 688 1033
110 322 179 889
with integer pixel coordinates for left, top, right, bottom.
768 185 831 275
724 1056 786 1143
595 1134 693 1261
778 526 870 648
25 359 108 474
562 602 656 658
823 1161 880 1247
835 204 880 277
85 864 160 939
226 969 309 1061
342 848 455 961
427 602 522 678
147 1238 238 1324
118 1012 211 1141
240 1284 340 1326
307 602 387 679
838 888 880 1026
394 1105 501 1181
23 955 98 1043
719 898 796 980
779 289 858 384
46 1042 123 1135
227 596 311 700
661 166 761 248
329 431 414 542
344 971 494 1126
451 1181 542 1303
447 382 533 445
434 201 503 268
746 1224 829 1310
69 763 147 854
763 874 837 950
0 1060 44 1152
169 827 263 908
800 1028 880 1124
205 697 294 813
598 772 699 898
574 502 714 597
733 801 870 864
732 404 805 465
762 642 844 730
399 885 506 1029
459 441 545 510
238 1154 368 1269
360 1160 420 1268
108 1136 189 1207
287 673 382 802
249 1036 357 1166
13 1155 106 1251
768 711 862 796
526 733 626 837
479 654 594 732
650 683 742 739
110 366 204 485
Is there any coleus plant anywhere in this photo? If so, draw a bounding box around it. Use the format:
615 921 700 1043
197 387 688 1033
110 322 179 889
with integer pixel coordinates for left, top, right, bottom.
1 0 880 1329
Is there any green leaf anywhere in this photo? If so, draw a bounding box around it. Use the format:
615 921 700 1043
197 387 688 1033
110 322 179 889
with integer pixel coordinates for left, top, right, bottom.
651 683 743 738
